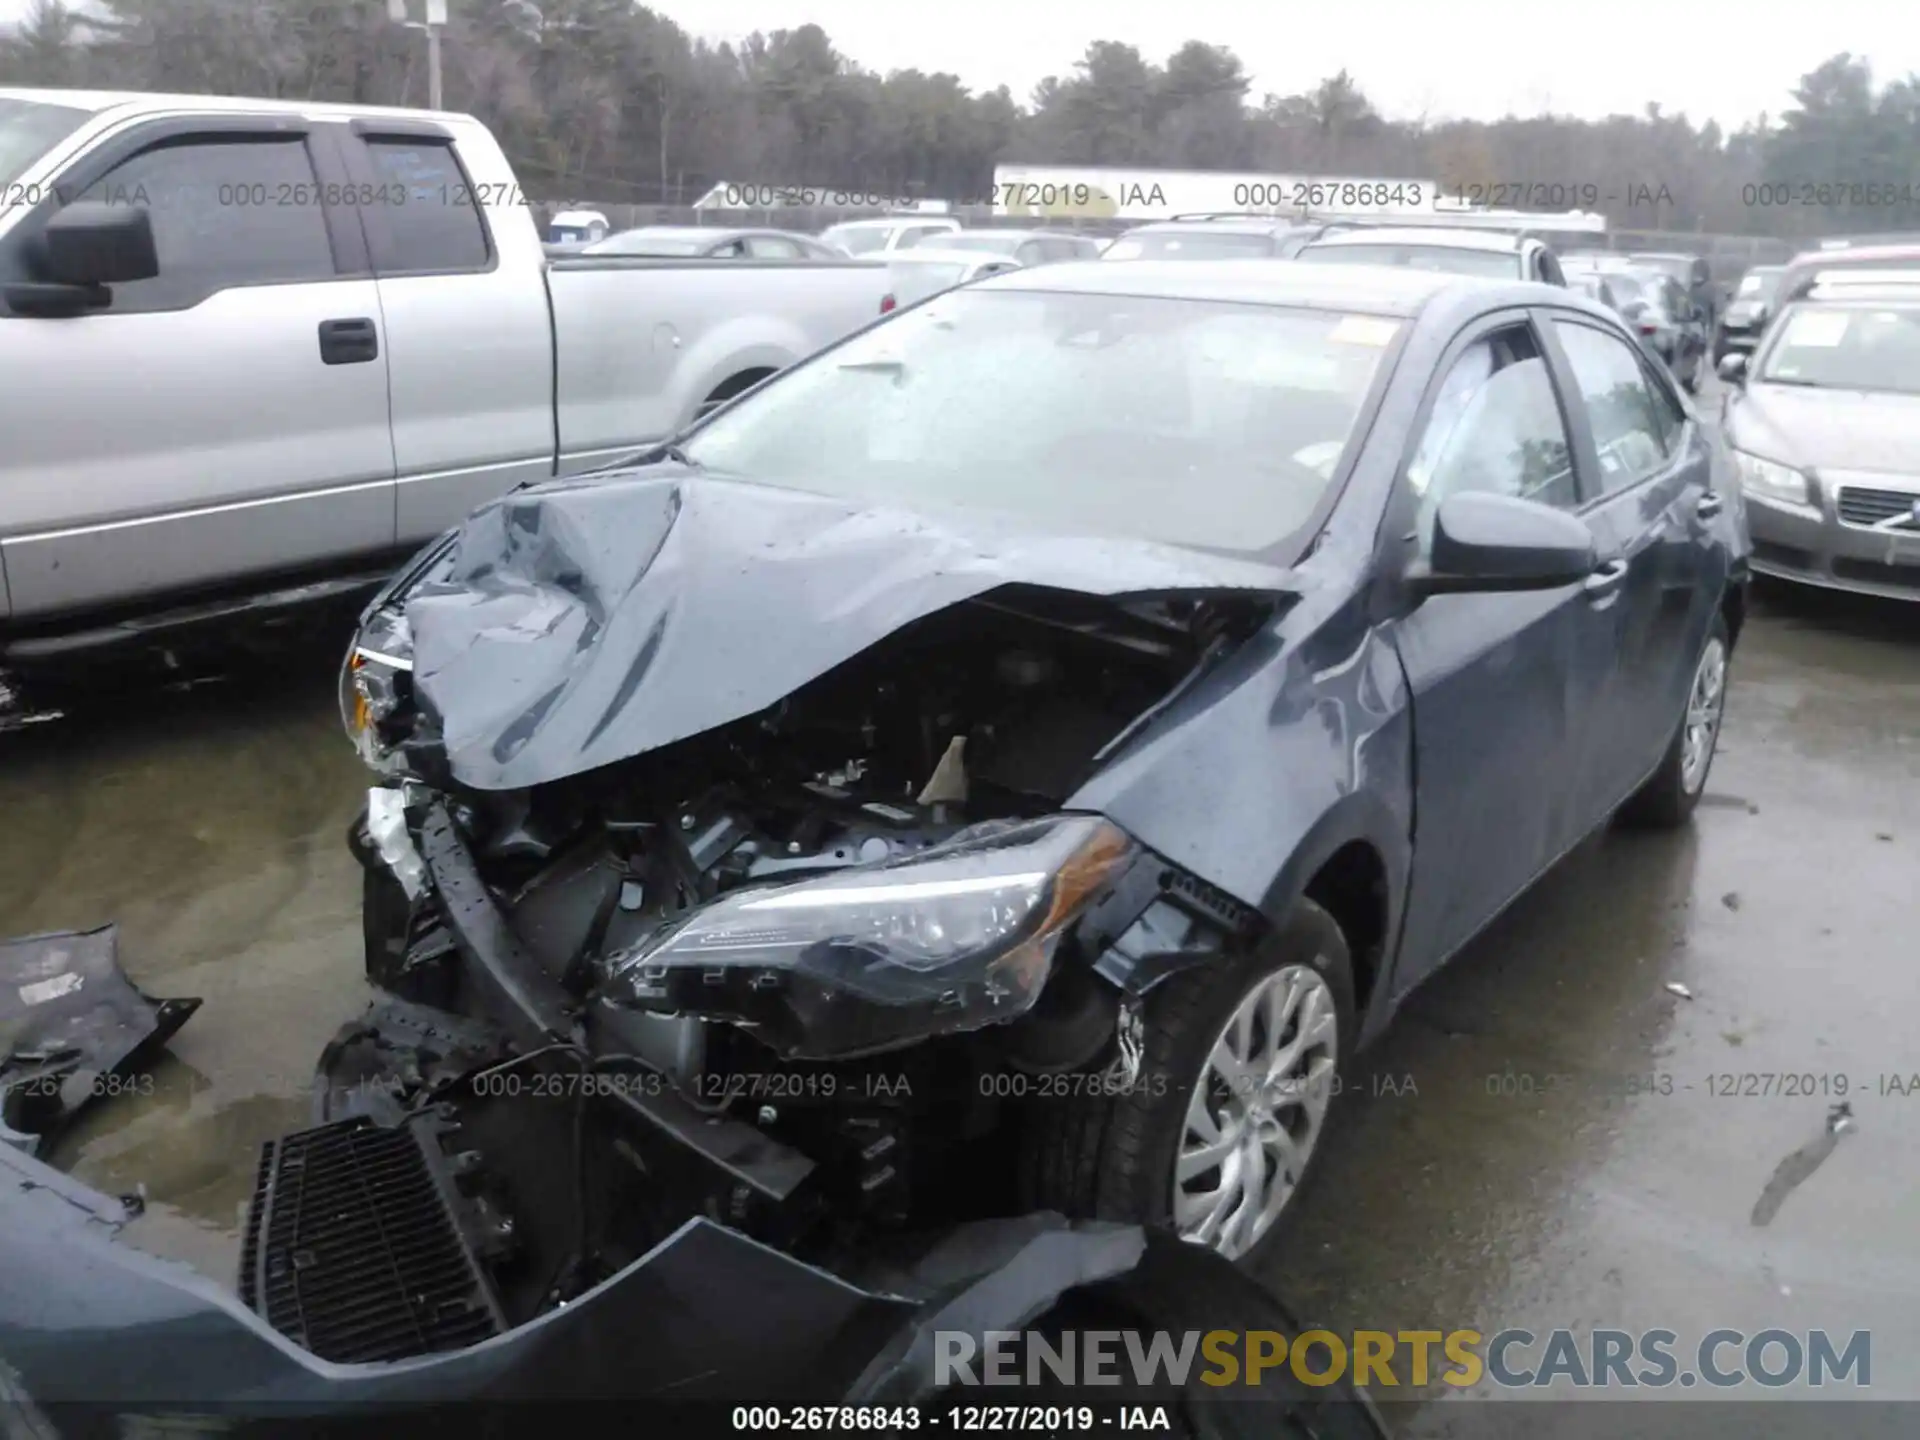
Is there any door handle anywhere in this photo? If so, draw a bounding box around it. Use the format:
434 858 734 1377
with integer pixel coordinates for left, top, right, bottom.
318 317 379 365
1697 492 1725 520
1584 558 1628 598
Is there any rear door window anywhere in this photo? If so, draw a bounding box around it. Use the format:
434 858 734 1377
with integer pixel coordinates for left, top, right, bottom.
362 138 491 273
1552 320 1676 493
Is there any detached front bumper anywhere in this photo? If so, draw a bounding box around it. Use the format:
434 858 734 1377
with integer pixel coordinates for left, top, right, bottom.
1746 474 1920 601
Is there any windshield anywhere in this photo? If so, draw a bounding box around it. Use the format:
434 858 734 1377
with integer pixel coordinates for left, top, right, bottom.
823 225 890 255
885 260 970 303
584 233 709 256
1759 303 1920 394
0 98 90 193
1737 269 1783 301
1103 231 1276 260
939 234 1023 255
1296 243 1520 278
679 289 1400 554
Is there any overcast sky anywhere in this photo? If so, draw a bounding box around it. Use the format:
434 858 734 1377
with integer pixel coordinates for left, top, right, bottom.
3 0 1914 130
641 0 1916 130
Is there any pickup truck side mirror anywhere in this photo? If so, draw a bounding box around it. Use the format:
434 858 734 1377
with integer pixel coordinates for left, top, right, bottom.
36 202 159 287
1717 353 1748 386
1407 491 1598 598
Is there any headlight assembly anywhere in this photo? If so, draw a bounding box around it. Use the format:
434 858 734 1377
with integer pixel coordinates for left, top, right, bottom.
606 814 1136 1060
338 607 414 769
1733 449 1812 507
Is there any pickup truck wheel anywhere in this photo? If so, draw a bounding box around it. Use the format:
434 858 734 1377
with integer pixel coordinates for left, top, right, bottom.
1020 899 1354 1269
1618 613 1730 828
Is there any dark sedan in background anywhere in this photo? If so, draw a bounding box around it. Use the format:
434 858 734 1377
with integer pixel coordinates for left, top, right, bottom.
1720 270 1920 601
1714 263 1784 364
1564 259 1708 390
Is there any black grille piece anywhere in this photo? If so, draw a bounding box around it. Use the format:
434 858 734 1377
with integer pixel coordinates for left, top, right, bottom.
1833 557 1920 590
1751 540 1816 572
1836 486 1919 527
239 1116 505 1363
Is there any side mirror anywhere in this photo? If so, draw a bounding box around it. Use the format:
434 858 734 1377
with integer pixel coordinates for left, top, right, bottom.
36 202 159 286
1717 353 1748 385
1408 491 1598 598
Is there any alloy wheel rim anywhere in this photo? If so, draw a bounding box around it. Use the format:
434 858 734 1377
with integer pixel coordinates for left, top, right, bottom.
1680 636 1728 795
1172 964 1338 1261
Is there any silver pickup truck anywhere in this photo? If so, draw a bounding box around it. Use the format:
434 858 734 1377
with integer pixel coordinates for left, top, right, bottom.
0 89 893 646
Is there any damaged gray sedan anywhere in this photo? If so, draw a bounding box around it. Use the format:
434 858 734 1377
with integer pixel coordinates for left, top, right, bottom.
332 256 1747 1306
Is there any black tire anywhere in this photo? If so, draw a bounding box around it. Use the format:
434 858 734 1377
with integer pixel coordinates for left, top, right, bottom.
858 1232 1394 1439
1619 612 1730 828
1014 1232 1393 1438
1020 899 1356 1271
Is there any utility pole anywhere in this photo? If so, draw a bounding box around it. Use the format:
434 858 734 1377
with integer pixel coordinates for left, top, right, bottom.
388 0 448 110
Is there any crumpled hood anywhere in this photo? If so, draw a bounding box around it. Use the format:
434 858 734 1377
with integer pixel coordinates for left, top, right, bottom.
400 468 1299 791
1730 384 1920 473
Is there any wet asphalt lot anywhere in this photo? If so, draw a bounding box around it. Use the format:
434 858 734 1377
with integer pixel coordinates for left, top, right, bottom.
3 443 1917 1427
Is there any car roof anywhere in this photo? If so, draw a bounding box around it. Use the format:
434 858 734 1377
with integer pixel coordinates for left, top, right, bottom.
604 226 748 242
1787 242 1920 267
1800 281 1920 304
947 229 1073 242
888 246 1012 265
1306 227 1530 254
1630 251 1699 263
1123 218 1296 236
0 84 469 125
826 216 957 229
975 257 1533 316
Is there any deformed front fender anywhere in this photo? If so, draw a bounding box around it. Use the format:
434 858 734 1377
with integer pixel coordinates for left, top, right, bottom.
1070 561 1414 917
1069 563 1414 1038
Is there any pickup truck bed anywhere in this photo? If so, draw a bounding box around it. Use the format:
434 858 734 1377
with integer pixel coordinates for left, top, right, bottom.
0 87 893 632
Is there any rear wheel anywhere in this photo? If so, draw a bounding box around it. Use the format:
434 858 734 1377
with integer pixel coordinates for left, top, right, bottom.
1619 613 1730 827
1022 899 1355 1269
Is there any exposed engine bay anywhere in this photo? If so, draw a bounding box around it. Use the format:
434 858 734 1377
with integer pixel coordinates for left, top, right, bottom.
4 459 1304 1377
287 582 1274 1358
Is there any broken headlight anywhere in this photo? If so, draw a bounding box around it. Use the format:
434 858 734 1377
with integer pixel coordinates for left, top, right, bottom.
606 814 1135 1060
339 607 414 769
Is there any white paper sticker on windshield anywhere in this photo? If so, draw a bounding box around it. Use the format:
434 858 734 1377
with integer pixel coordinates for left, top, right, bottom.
1329 315 1399 347
1784 311 1849 348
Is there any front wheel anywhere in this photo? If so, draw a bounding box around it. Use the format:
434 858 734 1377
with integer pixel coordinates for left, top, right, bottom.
1021 899 1356 1269
1619 613 1730 828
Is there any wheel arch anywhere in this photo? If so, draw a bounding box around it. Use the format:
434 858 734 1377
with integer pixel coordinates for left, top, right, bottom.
1255 793 1408 1031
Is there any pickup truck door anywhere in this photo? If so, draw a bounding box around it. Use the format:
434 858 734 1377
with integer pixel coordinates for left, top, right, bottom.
335 121 554 546
0 118 395 621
